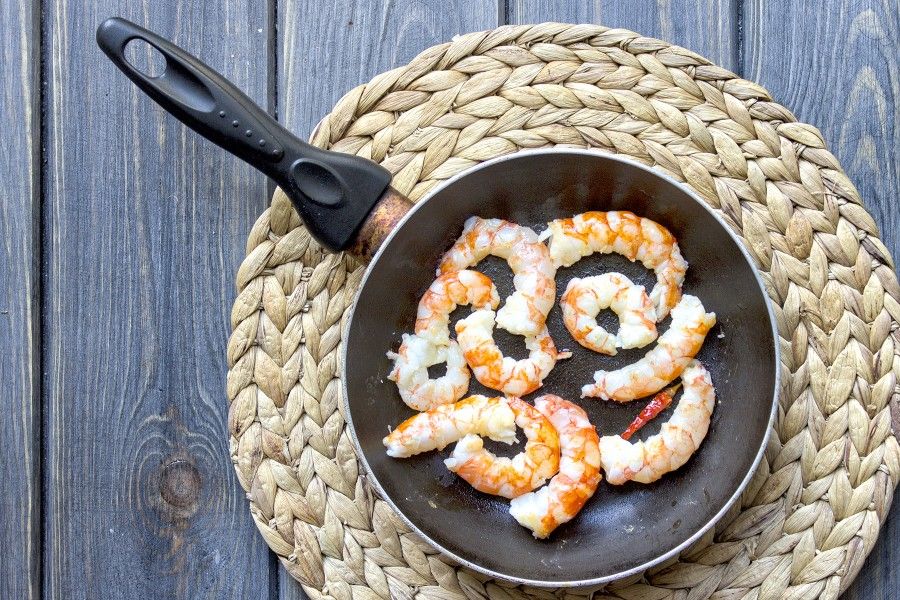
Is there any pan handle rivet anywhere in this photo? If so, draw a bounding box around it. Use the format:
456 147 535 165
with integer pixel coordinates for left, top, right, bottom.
258 139 266 147
218 110 226 117
245 129 253 137
231 120 239 128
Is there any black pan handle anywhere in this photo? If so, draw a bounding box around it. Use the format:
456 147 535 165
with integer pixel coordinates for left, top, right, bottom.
96 17 393 251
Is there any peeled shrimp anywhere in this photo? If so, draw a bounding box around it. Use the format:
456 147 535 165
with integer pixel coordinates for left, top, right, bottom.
582 294 716 402
455 309 569 396
508 395 602 539
444 397 560 498
383 394 519 458
542 211 688 320
599 360 715 484
388 270 498 410
438 217 555 337
415 270 499 345
561 273 657 355
387 334 470 411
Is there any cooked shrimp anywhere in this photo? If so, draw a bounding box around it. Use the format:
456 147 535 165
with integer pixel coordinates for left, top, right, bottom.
438 217 555 337
415 270 499 345
383 394 517 458
561 273 657 355
388 270 497 410
582 294 715 402
455 309 569 396
508 395 602 539
444 397 560 498
387 334 470 411
542 211 688 320
599 360 715 484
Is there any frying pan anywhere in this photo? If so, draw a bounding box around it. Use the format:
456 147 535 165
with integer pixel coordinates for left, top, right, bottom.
97 17 779 587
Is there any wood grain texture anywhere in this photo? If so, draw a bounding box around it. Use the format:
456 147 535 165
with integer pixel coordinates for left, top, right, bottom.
743 3 899 598
508 0 740 72
276 3 499 597
278 0 501 138
42 2 275 598
0 0 40 598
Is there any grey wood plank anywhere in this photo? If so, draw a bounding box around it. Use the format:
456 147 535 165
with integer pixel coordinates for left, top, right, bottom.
43 2 276 598
0 0 40 598
508 0 740 72
744 3 899 599
279 0 502 138
276 2 500 597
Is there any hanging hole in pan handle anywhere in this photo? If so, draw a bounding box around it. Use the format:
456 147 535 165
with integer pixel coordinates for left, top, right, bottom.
97 16 401 254
97 18 220 114
123 38 166 78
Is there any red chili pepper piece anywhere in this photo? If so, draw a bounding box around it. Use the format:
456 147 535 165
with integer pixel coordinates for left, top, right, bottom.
620 383 680 441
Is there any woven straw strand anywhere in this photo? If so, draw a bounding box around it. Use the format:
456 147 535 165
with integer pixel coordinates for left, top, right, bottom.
228 23 900 600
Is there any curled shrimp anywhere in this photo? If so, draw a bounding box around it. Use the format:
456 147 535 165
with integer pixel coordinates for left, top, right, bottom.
415 270 499 345
599 360 715 484
444 397 560 499
561 273 657 355
387 335 470 411
383 394 518 457
439 217 555 337
542 211 688 320
388 270 499 410
508 394 602 539
582 294 716 402
455 309 569 396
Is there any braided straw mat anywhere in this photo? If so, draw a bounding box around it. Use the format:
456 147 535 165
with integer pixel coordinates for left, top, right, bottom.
227 23 900 600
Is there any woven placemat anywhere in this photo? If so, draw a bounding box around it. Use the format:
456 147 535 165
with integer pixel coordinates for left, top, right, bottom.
227 23 900 600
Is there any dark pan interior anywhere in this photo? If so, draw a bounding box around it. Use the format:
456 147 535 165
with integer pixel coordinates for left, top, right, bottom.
344 151 778 585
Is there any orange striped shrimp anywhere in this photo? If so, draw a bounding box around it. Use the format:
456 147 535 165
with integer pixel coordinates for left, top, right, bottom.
455 309 569 396
508 395 602 539
541 211 688 320
438 217 555 337
599 360 715 484
582 294 715 402
561 272 657 355
387 334 470 411
383 395 518 458
444 397 560 498
388 270 499 411
415 270 499 345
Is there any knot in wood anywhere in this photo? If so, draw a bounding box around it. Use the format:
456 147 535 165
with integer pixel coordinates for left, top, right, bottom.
159 459 201 509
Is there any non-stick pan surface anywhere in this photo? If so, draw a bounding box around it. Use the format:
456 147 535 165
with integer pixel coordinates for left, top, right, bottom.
345 149 778 586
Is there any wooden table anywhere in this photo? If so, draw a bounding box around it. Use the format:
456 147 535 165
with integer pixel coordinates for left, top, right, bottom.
1 1 896 598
